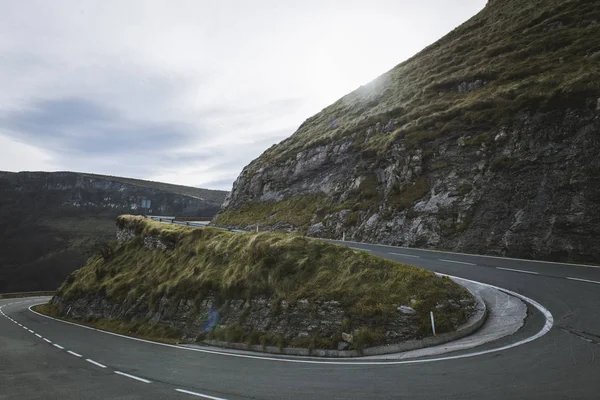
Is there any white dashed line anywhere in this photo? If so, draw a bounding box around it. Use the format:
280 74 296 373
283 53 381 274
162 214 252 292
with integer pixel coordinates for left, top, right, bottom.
439 259 477 266
114 371 151 383
497 267 539 275
53 344 64 350
389 252 420 258
28 329 34 333
86 359 107 368
43 338 52 343
35 333 42 338
566 277 600 285
175 388 228 399
67 350 82 358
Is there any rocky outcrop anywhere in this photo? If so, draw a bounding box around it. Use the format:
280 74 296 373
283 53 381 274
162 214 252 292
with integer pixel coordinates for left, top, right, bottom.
216 0 600 263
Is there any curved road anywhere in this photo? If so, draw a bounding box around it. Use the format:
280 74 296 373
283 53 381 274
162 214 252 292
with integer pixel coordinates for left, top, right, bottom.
1 242 599 399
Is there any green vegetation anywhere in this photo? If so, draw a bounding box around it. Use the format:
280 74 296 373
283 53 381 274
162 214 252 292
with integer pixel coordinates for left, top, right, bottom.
57 216 472 346
212 194 328 230
213 194 373 231
388 178 430 210
458 183 473 196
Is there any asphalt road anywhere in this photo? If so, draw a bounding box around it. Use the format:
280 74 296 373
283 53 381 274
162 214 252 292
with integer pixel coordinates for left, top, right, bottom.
1 242 599 400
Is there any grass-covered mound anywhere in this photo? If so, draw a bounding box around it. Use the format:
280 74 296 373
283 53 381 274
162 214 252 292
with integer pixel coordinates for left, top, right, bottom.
53 215 474 349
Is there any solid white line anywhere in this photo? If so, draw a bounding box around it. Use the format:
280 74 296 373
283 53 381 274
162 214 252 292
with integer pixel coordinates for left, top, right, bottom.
43 338 52 343
175 388 228 400
566 277 600 285
497 267 539 275
329 239 600 269
53 344 64 350
86 359 107 368
35 333 42 338
439 259 476 266
389 252 420 258
67 350 82 358
114 371 151 383
28 280 554 366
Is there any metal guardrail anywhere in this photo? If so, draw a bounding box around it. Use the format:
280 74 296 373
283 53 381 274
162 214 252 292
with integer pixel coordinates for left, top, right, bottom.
0 291 55 299
147 216 249 233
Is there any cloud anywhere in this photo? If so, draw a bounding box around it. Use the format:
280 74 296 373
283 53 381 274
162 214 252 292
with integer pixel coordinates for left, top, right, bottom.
0 0 487 190
1 97 196 156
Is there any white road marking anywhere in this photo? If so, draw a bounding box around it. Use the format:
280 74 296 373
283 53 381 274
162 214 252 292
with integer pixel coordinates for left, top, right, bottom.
86 359 107 368
175 388 228 399
67 350 82 358
35 333 42 338
439 259 476 266
389 253 420 258
114 371 151 383
53 344 64 350
43 338 52 343
497 267 539 275
566 277 600 285
28 285 554 366
331 238 600 269
28 329 34 333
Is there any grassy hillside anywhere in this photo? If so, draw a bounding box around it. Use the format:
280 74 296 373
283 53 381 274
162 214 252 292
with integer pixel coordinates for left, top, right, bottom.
256 0 599 164
54 216 473 346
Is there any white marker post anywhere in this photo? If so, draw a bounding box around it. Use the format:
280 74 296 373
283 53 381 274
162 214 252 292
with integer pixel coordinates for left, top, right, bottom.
256 224 259 233
342 232 345 241
430 311 436 336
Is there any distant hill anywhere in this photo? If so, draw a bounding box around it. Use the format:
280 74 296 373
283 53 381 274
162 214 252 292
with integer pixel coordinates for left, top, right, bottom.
80 173 225 202
0 171 227 293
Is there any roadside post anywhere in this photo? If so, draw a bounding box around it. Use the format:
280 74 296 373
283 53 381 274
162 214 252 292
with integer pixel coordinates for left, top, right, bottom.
430 311 436 336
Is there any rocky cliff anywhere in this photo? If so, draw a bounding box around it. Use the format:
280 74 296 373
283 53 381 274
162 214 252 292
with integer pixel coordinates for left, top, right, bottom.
0 171 227 292
215 0 600 263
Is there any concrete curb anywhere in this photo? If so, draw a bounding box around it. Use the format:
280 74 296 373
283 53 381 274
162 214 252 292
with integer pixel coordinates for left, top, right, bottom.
202 280 487 358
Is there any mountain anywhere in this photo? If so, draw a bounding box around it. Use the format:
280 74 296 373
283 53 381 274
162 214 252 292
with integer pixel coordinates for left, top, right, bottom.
214 0 600 263
0 171 227 292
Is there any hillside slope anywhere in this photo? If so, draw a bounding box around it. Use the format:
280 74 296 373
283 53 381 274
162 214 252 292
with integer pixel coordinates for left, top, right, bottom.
0 171 227 292
215 0 600 263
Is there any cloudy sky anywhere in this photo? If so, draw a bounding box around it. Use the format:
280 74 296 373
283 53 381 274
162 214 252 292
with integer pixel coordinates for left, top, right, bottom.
0 0 486 190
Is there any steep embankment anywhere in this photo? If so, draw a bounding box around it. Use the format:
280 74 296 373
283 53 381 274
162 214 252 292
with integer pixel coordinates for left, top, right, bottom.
48 215 475 354
0 171 227 292
215 0 600 263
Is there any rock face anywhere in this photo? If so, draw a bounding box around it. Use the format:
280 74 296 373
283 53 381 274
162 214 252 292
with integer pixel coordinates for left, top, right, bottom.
216 0 600 263
0 171 227 292
52 293 423 346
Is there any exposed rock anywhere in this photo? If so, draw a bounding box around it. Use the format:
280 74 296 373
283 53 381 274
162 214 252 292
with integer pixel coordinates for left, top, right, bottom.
398 306 417 315
457 80 484 92
342 332 354 343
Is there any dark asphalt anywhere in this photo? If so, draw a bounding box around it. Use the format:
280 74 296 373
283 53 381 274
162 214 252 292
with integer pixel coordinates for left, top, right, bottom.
1 242 599 399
